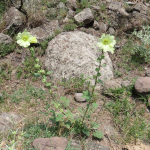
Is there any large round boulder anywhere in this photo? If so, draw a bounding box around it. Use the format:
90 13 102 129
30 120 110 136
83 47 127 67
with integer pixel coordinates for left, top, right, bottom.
45 31 114 85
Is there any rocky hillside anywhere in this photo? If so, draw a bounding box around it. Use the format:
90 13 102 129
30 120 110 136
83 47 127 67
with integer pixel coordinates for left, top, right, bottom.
0 0 150 150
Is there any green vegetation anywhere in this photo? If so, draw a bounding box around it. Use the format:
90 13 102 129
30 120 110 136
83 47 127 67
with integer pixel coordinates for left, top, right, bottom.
1 0 150 148
0 42 16 57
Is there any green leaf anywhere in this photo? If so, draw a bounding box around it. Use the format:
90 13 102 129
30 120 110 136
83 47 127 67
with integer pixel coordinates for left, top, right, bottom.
101 55 105 59
82 128 90 136
97 57 101 61
84 75 92 79
65 121 72 129
86 115 90 119
82 90 91 101
98 79 103 84
93 75 96 79
47 71 53 75
91 122 99 129
60 96 70 103
45 83 51 87
34 73 40 78
93 130 103 139
92 103 98 109
97 73 101 77
95 68 100 72
56 113 64 121
65 110 74 120
52 86 57 89
102 64 106 67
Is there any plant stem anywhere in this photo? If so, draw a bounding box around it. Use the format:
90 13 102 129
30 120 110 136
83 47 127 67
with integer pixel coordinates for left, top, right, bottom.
81 50 104 125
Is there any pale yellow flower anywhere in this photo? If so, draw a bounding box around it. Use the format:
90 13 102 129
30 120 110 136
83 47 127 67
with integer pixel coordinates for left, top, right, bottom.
98 34 116 54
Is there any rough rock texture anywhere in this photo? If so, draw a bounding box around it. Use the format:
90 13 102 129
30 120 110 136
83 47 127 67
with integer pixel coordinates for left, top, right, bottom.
30 20 60 41
93 20 99 30
0 33 12 44
66 0 77 10
74 8 94 25
33 137 68 150
85 141 110 150
0 113 22 132
109 2 122 11
134 77 150 93
3 7 26 28
45 31 113 85
70 140 110 150
104 79 122 90
121 80 131 87
74 93 86 102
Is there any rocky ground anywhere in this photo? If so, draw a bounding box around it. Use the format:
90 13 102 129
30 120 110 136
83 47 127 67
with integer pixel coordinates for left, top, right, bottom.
0 0 150 150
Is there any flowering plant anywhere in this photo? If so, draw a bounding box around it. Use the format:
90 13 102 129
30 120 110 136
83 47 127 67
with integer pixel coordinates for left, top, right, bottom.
16 29 37 48
97 34 116 54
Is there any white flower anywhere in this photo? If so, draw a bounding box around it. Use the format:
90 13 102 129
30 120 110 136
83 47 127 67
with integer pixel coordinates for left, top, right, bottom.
97 34 116 54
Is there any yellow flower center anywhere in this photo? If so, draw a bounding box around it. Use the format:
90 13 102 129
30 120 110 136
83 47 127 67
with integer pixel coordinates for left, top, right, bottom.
103 39 109 45
23 36 28 41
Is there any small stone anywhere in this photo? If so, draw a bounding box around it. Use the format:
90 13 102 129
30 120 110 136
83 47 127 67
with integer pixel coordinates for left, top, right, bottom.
108 27 115 35
104 79 122 90
85 141 110 150
70 140 82 150
33 137 68 150
146 69 150 77
68 9 75 17
66 0 77 10
134 77 150 93
91 5 100 11
99 22 108 33
74 8 94 25
57 2 66 9
0 33 12 44
121 80 131 87
118 7 129 17
109 2 122 11
93 20 99 30
74 93 86 102
0 113 22 132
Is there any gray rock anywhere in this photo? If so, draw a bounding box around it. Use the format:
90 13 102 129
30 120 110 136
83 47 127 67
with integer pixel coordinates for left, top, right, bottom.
99 22 108 34
0 33 12 44
70 140 109 150
118 8 130 17
132 3 149 15
91 5 100 11
74 8 94 25
66 0 77 10
70 140 82 150
57 2 66 9
109 2 122 11
3 7 26 29
68 9 75 18
74 93 86 102
145 69 150 77
33 137 68 150
108 27 115 35
85 141 110 150
30 20 60 41
0 113 22 132
93 20 99 30
121 80 131 87
104 79 122 90
45 31 114 85
134 77 150 93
